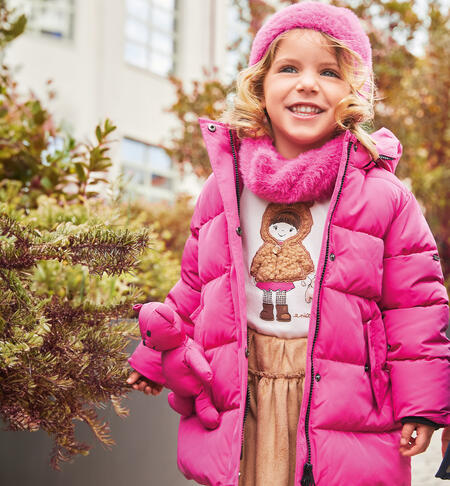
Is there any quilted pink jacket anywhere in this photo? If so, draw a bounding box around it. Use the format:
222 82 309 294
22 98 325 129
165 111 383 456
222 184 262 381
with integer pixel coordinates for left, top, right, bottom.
129 117 450 486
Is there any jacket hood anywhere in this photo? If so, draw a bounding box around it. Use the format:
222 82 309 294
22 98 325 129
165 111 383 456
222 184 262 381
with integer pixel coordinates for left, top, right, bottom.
370 127 403 173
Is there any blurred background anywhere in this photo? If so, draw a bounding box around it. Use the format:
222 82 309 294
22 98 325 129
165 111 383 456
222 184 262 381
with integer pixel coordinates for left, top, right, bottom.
0 0 448 485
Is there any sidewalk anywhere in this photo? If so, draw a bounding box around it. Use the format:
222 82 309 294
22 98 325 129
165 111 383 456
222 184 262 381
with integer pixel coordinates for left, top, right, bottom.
412 431 445 485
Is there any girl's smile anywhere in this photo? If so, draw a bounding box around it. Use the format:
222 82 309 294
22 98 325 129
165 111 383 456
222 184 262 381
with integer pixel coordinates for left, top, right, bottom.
288 108 322 119
262 29 352 159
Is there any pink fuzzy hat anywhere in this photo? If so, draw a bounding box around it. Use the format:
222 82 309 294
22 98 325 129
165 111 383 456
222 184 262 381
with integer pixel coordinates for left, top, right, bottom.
249 1 373 98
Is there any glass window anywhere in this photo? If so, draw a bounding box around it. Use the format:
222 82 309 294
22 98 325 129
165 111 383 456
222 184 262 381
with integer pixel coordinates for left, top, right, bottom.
149 145 171 171
124 41 148 69
152 0 175 10
150 29 173 54
121 137 173 198
124 0 177 77
12 0 75 40
121 138 146 164
126 0 150 20
151 6 174 32
125 18 149 44
149 51 172 77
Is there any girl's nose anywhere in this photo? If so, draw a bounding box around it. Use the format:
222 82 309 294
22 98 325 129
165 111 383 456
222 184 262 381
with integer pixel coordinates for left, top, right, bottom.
295 72 319 92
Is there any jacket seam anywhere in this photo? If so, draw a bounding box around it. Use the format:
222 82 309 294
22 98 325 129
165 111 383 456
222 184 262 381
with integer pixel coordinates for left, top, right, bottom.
322 283 379 301
316 356 375 367
382 300 447 311
383 248 437 261
313 427 402 434
202 269 232 287
196 209 226 233
383 303 448 311
203 338 237 353
179 274 202 295
330 223 383 241
386 356 449 363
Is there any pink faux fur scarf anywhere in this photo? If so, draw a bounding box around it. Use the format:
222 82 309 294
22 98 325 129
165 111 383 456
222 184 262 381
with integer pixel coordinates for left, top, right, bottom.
238 132 346 203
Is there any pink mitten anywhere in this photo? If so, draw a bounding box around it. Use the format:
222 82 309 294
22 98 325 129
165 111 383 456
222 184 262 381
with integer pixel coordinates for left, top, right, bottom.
135 302 220 429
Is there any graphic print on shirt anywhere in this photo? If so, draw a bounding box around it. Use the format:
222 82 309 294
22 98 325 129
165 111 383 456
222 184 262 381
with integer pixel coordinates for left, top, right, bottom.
250 202 315 322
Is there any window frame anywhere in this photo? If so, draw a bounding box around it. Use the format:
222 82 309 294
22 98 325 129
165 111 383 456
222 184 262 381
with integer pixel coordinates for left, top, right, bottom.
121 136 175 200
123 0 179 78
10 0 76 41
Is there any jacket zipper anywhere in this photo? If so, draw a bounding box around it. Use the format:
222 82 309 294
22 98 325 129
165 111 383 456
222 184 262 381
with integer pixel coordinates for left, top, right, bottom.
228 130 251 465
300 140 353 486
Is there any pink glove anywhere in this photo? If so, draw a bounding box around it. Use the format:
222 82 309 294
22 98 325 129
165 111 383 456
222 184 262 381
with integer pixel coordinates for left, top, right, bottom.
134 302 220 429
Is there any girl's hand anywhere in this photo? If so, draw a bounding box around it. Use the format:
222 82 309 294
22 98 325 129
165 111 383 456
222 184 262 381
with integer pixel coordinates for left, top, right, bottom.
126 370 163 396
399 422 435 456
442 426 450 457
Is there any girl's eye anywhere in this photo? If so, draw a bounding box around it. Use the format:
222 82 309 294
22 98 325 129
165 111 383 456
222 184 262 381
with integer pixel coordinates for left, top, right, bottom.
280 65 297 73
279 65 340 78
322 69 340 78
274 225 278 230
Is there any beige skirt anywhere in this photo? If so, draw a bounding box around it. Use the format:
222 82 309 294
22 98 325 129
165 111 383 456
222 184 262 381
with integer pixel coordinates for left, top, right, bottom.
239 327 308 486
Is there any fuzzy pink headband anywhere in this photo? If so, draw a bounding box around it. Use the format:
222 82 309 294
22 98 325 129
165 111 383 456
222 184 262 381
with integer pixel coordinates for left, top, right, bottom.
249 1 372 99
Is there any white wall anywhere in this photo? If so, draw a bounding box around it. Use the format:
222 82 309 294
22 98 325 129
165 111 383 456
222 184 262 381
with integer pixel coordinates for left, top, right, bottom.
5 0 229 200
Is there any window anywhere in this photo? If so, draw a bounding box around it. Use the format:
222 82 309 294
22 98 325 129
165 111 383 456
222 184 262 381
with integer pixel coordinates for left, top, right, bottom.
121 137 174 200
10 0 75 40
124 0 177 77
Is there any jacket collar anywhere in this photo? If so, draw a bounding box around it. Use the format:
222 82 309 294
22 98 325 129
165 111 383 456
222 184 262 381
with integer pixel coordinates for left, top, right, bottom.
198 117 402 174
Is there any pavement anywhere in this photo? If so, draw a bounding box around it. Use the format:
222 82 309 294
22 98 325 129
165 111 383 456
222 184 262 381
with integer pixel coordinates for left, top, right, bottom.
412 430 446 485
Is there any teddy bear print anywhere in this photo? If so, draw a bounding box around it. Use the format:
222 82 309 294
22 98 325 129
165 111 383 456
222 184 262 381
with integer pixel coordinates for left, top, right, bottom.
250 201 315 322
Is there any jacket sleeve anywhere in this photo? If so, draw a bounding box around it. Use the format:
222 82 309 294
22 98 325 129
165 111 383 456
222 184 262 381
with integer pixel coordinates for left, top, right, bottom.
380 190 450 426
128 199 203 384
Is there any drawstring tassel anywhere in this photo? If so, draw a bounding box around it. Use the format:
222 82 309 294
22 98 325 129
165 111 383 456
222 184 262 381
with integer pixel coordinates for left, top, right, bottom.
301 462 316 486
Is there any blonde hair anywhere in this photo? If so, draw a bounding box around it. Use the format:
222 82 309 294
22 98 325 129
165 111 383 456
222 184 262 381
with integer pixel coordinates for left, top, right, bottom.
219 29 380 161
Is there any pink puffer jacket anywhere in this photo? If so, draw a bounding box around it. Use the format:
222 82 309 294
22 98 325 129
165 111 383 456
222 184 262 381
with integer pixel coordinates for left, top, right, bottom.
129 117 450 486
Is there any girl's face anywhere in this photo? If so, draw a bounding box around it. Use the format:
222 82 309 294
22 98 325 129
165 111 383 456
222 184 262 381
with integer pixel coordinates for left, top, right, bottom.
262 29 351 159
269 222 298 241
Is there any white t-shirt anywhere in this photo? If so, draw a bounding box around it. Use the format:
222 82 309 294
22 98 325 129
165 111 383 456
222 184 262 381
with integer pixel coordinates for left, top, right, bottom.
241 186 331 338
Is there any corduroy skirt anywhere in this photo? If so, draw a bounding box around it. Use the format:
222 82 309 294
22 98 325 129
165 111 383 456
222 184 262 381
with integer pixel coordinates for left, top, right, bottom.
239 327 308 486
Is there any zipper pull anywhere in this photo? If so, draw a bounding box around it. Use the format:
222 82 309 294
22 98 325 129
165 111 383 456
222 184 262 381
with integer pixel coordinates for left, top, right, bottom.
301 462 316 485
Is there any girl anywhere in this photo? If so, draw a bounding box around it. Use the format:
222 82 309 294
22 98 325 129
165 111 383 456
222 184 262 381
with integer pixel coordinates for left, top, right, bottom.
127 2 450 485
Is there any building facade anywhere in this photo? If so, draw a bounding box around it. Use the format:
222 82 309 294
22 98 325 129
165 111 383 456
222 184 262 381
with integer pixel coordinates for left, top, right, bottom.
6 0 230 202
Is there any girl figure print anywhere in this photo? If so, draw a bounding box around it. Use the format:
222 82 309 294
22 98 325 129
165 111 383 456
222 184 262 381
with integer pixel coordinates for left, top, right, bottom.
250 202 315 322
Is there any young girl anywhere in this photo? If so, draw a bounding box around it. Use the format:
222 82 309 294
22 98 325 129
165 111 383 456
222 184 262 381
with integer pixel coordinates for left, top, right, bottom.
126 2 450 485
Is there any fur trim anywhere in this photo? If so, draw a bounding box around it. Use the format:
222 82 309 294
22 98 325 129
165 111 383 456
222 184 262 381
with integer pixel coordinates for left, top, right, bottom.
238 132 346 203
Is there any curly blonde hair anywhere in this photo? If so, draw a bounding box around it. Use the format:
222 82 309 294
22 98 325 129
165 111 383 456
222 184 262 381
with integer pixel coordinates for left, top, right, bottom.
219 28 380 161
